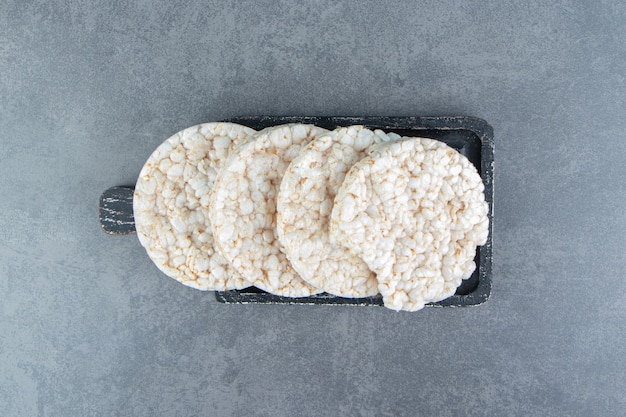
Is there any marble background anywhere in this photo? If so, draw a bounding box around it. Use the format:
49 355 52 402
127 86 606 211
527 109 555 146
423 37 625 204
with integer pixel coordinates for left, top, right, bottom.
1 0 624 415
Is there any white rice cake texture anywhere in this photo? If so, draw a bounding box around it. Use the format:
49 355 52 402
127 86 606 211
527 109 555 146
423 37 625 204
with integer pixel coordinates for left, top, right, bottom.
209 124 329 297
277 126 401 297
133 122 256 291
329 137 489 311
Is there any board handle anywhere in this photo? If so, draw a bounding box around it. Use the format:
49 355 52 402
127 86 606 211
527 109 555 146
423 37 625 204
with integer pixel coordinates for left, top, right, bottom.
99 186 136 235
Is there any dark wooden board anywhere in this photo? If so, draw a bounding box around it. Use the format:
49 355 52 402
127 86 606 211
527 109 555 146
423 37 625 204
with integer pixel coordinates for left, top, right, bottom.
99 115 494 308
99 186 136 235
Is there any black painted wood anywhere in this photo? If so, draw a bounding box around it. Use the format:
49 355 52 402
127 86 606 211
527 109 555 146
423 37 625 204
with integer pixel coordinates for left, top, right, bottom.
216 287 385 306
99 186 136 235
99 116 494 308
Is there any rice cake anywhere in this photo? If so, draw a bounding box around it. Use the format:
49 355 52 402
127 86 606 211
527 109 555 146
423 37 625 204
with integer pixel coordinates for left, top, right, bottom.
133 122 256 290
277 126 399 297
209 124 328 297
329 138 489 311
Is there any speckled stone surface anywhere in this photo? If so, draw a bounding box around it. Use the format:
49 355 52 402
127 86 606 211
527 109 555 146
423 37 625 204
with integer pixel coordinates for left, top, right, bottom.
1 1 625 416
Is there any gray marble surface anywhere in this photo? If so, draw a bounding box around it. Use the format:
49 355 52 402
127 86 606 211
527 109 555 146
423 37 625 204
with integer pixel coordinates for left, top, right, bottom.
1 1 625 416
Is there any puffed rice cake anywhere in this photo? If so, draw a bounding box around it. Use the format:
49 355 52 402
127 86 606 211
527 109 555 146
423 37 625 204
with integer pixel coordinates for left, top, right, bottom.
329 137 489 311
277 126 399 297
209 124 328 297
133 122 256 290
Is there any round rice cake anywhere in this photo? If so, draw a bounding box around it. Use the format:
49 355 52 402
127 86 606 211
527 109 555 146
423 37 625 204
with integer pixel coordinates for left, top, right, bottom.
133 122 256 290
329 138 489 311
277 126 400 297
209 124 329 297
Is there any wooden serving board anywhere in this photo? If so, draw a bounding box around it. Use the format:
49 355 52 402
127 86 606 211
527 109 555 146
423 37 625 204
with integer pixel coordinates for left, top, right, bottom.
99 116 494 307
